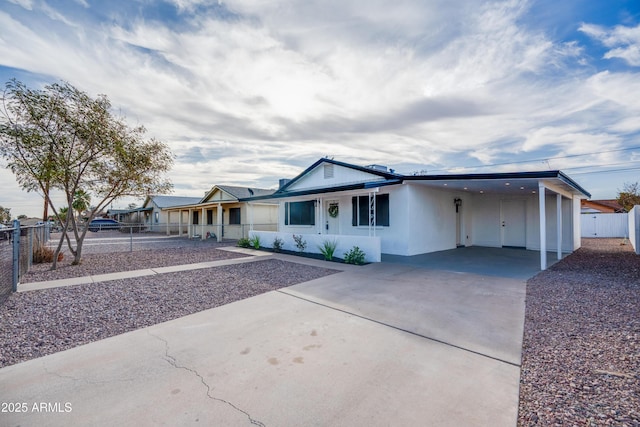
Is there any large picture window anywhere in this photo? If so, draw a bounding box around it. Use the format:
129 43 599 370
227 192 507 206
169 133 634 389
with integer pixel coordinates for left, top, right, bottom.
285 201 315 226
352 194 389 227
229 207 241 225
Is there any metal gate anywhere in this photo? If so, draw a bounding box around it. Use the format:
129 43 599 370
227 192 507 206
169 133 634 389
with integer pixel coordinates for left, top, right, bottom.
581 213 629 238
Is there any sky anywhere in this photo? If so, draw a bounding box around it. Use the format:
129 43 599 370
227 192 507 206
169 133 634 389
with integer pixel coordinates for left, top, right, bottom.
1 0 639 218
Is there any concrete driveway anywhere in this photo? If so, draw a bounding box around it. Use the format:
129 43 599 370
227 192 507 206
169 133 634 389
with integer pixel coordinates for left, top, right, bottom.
0 257 526 427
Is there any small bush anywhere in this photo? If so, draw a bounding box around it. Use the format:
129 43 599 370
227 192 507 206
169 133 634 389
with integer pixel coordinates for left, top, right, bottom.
249 235 261 249
33 246 54 263
344 246 366 265
272 237 284 252
292 234 307 252
237 237 251 248
318 239 338 261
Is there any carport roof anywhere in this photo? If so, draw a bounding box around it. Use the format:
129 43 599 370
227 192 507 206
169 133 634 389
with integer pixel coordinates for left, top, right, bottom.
243 168 591 201
403 170 591 198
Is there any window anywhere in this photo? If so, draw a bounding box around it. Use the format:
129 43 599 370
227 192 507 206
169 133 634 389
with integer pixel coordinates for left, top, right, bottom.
352 194 389 226
285 201 315 226
192 211 199 225
207 210 214 225
154 212 159 223
229 207 241 225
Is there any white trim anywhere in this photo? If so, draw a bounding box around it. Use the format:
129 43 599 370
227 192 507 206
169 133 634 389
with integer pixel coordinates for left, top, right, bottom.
557 194 563 260
539 182 546 270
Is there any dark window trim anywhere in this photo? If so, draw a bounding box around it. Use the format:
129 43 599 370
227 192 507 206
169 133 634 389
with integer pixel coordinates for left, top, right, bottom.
285 200 316 226
352 194 389 227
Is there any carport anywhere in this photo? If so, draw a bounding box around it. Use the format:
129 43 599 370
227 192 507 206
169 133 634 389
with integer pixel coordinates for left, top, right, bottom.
404 171 592 271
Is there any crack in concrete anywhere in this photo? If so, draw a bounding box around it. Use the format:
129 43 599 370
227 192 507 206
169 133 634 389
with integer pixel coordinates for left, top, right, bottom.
42 363 136 385
148 331 265 427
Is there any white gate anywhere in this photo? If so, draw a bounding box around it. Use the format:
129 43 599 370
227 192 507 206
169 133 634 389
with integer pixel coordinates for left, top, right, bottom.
581 213 629 238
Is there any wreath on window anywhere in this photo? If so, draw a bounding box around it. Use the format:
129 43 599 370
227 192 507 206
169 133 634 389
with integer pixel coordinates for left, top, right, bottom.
328 203 339 218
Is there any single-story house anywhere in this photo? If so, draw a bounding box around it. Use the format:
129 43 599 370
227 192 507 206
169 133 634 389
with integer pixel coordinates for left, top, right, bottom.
108 195 202 233
163 185 278 241
581 199 625 213
244 158 591 270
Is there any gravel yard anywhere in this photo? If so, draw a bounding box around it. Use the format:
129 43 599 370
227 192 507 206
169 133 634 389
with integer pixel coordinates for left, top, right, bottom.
23 238 246 282
0 241 339 368
519 238 640 426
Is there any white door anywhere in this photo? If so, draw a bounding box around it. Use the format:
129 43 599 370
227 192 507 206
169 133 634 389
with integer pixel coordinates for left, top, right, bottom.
501 200 526 247
325 200 340 234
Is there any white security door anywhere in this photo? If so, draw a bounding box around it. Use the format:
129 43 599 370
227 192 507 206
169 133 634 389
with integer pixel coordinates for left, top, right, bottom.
501 200 526 247
325 200 340 234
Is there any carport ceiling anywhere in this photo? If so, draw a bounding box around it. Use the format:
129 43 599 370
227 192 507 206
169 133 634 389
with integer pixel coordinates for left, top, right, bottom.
408 177 541 194
404 172 587 196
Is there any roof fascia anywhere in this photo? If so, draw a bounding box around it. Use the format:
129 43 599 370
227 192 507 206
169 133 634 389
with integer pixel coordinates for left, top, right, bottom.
276 158 400 194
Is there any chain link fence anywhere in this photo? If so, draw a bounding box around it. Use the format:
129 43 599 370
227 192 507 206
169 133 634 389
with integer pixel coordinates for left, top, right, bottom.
0 221 51 305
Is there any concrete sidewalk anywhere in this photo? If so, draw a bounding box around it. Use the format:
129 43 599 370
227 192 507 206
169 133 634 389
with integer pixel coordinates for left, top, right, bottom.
2 250 525 426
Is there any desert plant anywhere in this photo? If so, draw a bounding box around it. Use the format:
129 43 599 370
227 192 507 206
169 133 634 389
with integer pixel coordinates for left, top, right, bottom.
237 237 251 248
318 239 338 261
344 246 366 265
292 234 307 252
272 237 284 252
33 246 55 263
249 235 261 249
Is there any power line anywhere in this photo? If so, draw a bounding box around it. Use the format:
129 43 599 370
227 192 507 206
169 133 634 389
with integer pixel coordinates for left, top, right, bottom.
426 145 640 173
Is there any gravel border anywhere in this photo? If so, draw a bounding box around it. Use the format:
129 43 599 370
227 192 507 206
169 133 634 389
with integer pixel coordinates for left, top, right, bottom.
0 257 339 368
518 238 640 426
23 241 246 283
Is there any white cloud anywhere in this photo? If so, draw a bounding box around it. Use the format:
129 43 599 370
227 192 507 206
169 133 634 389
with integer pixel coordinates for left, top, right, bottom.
6 0 33 10
580 23 640 66
2 0 640 215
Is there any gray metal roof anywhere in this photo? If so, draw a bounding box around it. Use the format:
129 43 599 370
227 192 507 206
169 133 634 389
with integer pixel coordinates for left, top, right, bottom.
148 195 202 208
215 185 275 200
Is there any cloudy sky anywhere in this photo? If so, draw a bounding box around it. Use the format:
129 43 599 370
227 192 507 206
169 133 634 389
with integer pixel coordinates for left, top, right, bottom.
1 0 639 218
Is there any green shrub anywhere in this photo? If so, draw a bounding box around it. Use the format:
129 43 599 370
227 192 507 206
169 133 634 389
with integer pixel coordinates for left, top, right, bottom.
344 246 366 265
249 235 261 249
237 237 251 248
292 234 307 252
318 239 338 261
272 237 284 252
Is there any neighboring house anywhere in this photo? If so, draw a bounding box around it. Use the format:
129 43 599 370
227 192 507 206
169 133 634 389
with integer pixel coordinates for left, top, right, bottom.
142 195 202 233
163 185 277 241
581 199 625 213
245 158 591 270
108 195 202 233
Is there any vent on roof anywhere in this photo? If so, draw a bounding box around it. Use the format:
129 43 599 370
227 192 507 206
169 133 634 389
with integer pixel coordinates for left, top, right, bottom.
279 178 291 189
365 164 388 172
324 163 334 179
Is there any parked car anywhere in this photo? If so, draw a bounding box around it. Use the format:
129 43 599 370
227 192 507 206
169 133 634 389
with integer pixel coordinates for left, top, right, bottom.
0 224 9 240
36 220 59 231
88 218 121 232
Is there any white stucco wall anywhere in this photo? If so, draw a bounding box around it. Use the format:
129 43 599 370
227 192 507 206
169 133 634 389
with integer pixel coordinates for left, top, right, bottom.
469 192 575 252
278 186 409 256
526 194 574 252
405 184 460 256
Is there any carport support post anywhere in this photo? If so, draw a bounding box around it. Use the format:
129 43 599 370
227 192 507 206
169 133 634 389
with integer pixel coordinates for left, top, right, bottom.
557 193 562 260
539 183 547 270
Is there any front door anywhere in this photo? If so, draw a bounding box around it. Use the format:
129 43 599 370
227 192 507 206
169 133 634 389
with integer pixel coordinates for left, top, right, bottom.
325 200 340 234
501 200 526 247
